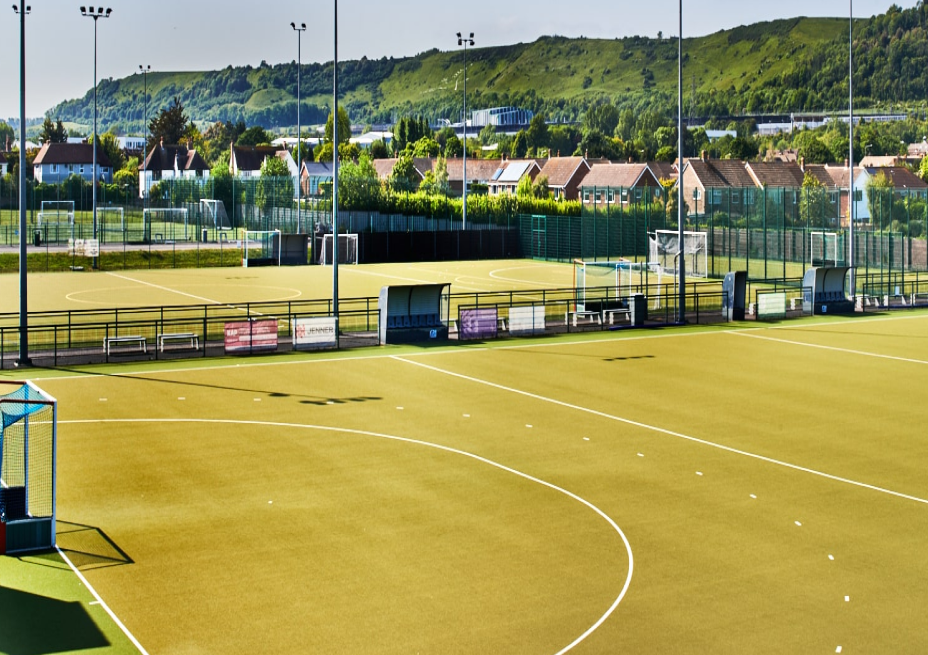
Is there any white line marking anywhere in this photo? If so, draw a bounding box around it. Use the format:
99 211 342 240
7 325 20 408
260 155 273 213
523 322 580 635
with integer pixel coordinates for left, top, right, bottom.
89 600 100 605
57 547 149 655
104 272 267 316
731 330 928 365
392 356 928 507
59 417 633 655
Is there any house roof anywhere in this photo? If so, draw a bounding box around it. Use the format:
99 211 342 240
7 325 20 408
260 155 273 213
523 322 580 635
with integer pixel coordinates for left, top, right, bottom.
859 155 903 168
495 160 535 184
33 142 112 168
231 145 284 172
685 157 755 188
581 163 654 188
745 161 805 188
141 144 209 173
649 161 678 181
862 166 928 189
538 156 589 188
443 158 504 183
302 161 334 178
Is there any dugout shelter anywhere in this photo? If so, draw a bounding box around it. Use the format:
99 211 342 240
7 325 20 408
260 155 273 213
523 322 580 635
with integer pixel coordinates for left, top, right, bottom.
379 284 450 345
801 266 855 315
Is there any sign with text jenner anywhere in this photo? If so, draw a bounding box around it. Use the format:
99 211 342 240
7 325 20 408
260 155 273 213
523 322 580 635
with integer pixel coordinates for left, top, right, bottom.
292 317 337 350
224 319 279 354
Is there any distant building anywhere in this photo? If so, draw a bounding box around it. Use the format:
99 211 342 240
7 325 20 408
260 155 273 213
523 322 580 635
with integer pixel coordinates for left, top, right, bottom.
470 107 533 128
0 151 7 177
139 140 210 198
32 142 112 184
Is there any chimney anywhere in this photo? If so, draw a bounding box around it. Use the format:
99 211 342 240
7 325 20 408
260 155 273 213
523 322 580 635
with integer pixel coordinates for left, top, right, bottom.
844 158 849 168
584 150 588 159
700 150 707 162
800 156 805 172
160 136 164 148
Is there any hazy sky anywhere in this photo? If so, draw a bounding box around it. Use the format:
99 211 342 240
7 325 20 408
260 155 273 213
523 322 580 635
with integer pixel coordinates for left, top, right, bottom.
1 0 917 121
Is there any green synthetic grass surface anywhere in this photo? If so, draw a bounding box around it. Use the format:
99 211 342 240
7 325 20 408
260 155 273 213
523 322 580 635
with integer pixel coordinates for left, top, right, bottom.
3 310 928 653
0 259 577 314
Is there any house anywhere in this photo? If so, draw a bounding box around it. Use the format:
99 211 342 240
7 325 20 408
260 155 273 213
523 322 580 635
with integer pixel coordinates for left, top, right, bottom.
854 166 928 225
139 140 210 197
300 161 334 197
230 144 297 179
799 163 862 227
537 156 591 201
32 142 112 184
679 155 756 217
744 161 805 189
369 157 434 190
580 162 666 207
487 159 542 196
442 158 503 195
0 151 7 177
859 155 907 168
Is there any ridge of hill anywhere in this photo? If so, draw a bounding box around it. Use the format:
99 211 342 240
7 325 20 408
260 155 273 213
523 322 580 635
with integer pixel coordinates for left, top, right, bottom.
47 4 928 132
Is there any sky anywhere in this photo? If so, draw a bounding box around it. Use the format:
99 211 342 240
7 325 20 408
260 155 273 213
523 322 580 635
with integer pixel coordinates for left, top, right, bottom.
0 0 918 121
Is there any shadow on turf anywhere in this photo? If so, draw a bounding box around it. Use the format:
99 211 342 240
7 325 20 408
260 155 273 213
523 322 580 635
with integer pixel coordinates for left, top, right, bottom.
0 586 110 654
50 366 384 406
53 520 135 571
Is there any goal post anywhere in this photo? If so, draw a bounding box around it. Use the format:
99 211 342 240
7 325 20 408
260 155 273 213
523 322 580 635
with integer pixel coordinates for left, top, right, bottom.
649 230 708 278
243 230 282 267
810 231 839 267
200 199 231 230
573 259 657 310
320 233 359 265
98 207 125 231
0 381 57 554
143 208 190 240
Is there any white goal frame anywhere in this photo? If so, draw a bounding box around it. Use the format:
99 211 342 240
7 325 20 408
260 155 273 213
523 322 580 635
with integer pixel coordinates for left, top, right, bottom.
200 199 232 230
649 230 708 278
810 231 839 267
320 233 359 266
40 200 75 214
243 230 282 267
98 206 125 230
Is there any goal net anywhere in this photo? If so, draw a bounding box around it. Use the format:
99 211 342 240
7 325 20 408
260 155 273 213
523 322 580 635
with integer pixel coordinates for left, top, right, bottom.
37 200 75 228
811 231 839 267
243 230 281 267
573 259 659 310
0 381 57 554
649 230 708 278
320 233 359 265
144 208 190 240
99 207 125 231
200 199 231 230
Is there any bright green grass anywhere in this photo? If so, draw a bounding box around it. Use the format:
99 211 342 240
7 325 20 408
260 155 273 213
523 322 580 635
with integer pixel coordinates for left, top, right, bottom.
4 310 928 653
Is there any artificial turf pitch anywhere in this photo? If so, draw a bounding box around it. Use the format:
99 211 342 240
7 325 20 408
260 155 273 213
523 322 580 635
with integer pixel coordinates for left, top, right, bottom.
1 263 927 654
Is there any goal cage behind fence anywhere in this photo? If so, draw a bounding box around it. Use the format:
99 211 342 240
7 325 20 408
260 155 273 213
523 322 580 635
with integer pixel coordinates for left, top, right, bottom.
99 206 125 231
810 231 840 267
0 381 57 554
649 230 708 278
200 199 232 230
37 200 75 228
320 233 359 265
572 259 662 310
143 208 190 240
243 230 282 267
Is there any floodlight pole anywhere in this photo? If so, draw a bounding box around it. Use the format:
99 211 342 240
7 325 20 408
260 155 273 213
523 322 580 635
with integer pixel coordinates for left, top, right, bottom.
139 64 150 207
332 0 339 345
14 3 30 367
848 0 856 298
456 32 474 230
81 6 112 270
677 0 686 324
291 22 306 233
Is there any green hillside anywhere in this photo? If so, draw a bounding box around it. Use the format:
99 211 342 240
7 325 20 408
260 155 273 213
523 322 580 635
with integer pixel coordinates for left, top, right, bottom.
47 4 928 133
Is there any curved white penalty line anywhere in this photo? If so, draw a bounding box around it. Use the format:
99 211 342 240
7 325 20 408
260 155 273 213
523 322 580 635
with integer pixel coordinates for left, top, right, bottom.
56 546 150 655
489 265 565 288
392 356 928 507
60 417 634 655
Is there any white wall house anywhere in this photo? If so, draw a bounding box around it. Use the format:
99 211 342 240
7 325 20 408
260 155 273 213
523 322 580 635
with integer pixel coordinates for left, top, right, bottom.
32 143 113 184
138 141 210 198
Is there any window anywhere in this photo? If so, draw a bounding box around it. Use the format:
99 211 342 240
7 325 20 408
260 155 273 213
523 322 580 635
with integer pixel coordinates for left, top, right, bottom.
583 189 591 203
79 165 85 175
829 191 839 203
50 164 58 173
712 190 722 205
745 189 756 205
854 190 863 202
635 188 642 200
607 190 615 203
731 190 740 205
